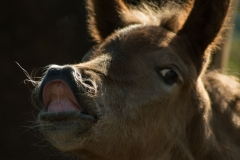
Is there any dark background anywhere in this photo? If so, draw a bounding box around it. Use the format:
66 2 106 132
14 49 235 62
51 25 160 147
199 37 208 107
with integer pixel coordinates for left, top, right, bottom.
0 0 92 159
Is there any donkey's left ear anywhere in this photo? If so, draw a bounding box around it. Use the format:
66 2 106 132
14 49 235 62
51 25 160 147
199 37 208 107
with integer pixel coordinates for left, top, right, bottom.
86 0 128 43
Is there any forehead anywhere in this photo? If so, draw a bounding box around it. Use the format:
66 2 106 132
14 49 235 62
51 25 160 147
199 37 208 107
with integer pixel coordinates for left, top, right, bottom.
79 24 194 83
81 25 186 79
95 24 176 57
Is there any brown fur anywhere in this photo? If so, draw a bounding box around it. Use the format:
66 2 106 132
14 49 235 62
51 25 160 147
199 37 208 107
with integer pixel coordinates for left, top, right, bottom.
32 0 240 159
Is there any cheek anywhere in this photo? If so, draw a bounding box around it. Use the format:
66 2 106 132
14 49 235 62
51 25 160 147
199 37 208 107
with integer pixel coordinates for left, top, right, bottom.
91 72 184 143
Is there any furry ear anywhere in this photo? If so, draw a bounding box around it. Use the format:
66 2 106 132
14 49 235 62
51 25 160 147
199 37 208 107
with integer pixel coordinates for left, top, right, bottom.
178 0 231 53
86 0 128 43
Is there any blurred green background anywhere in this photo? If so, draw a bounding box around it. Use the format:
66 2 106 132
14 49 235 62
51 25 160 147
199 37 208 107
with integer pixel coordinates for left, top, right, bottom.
229 3 240 76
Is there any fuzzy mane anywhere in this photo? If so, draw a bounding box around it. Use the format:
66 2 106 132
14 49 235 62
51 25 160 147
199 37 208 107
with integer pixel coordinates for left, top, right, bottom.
120 2 189 33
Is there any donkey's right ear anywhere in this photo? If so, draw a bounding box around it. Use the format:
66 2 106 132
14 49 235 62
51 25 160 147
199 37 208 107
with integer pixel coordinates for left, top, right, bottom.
86 0 128 43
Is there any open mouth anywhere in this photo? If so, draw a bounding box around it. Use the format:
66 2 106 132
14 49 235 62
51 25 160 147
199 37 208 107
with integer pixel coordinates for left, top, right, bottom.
37 79 97 150
36 65 98 140
43 80 81 113
39 78 97 123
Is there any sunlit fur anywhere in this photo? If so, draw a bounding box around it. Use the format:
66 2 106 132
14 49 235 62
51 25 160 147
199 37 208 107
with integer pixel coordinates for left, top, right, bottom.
32 0 240 159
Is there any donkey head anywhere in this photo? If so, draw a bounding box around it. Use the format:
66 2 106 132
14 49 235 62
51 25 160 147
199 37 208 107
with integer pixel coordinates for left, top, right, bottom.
33 0 231 159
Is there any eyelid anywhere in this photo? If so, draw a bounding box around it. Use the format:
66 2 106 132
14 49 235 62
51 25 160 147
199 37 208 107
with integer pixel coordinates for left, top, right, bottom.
160 69 171 76
155 66 183 83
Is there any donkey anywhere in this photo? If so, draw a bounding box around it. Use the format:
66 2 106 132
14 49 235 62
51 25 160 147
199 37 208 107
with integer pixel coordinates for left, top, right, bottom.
32 0 240 159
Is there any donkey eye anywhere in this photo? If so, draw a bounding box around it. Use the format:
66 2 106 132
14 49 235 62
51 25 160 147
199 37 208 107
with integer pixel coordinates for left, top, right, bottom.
160 69 178 85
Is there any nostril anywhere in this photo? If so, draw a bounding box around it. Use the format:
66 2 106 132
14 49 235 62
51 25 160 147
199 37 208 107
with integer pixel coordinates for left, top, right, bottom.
80 71 95 89
84 80 93 87
82 79 96 95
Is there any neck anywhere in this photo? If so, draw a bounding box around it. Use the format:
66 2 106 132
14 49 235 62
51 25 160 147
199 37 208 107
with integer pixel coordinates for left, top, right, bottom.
173 78 216 160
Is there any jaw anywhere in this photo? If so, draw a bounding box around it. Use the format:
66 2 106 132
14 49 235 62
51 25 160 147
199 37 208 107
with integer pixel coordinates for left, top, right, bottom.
38 111 97 151
38 78 98 152
37 99 184 159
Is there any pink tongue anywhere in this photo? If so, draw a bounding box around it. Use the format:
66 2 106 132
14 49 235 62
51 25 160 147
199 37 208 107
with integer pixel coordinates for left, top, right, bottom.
43 81 81 113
